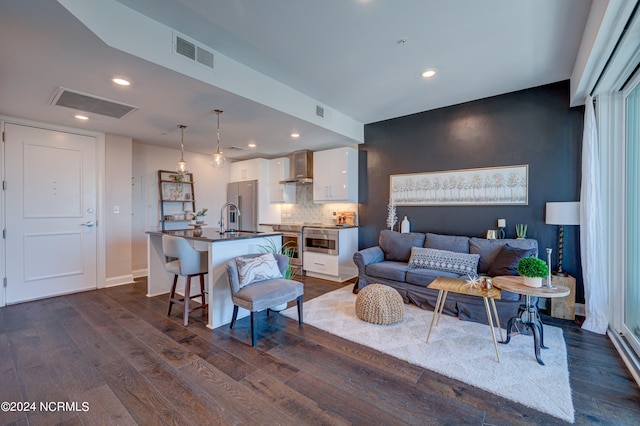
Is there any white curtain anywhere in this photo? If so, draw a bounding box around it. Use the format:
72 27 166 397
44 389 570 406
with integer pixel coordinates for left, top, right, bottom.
581 96 609 334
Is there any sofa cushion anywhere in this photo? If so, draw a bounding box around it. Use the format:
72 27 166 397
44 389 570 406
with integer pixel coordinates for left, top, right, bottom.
425 233 470 253
406 268 460 287
487 244 537 276
365 261 411 282
379 230 426 262
469 238 538 274
408 247 480 275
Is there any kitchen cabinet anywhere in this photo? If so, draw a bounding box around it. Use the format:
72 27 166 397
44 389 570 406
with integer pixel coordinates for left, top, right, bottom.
158 170 196 231
229 158 261 182
313 147 358 203
303 227 358 282
269 157 296 203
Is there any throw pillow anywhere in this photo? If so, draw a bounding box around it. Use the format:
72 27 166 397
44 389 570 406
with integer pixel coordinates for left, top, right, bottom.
469 237 538 274
487 244 537 276
379 230 426 262
236 253 282 288
408 247 480 275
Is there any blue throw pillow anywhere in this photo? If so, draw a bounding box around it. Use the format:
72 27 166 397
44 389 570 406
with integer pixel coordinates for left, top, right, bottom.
487 244 537 276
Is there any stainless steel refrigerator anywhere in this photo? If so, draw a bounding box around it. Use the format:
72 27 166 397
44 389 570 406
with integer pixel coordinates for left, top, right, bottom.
227 180 258 232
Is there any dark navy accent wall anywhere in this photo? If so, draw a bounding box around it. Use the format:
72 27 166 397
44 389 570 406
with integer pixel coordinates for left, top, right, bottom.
358 81 585 302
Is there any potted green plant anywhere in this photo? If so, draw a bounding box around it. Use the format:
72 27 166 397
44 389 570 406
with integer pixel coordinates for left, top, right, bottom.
515 224 528 239
517 256 549 288
195 208 208 224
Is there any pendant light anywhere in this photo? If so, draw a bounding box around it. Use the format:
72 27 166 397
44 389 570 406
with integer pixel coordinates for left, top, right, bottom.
210 109 226 168
176 124 188 174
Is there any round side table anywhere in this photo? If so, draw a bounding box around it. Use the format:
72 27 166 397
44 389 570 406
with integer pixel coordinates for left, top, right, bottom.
492 276 569 365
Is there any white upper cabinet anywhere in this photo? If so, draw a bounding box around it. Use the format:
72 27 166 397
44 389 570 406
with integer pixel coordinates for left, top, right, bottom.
229 158 261 182
269 157 296 203
313 147 358 203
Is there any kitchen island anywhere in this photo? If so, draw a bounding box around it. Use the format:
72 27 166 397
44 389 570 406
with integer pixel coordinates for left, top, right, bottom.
147 228 282 329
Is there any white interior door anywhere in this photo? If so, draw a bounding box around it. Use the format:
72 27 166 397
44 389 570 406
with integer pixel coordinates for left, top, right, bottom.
4 123 97 304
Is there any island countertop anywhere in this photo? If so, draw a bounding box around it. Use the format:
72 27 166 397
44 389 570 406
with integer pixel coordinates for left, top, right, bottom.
146 228 282 243
146 229 283 329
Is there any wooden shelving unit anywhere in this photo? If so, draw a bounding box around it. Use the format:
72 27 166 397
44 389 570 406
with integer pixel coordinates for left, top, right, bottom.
158 170 196 231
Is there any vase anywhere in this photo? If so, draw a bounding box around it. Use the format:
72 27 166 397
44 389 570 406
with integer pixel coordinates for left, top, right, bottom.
523 276 542 288
401 216 410 233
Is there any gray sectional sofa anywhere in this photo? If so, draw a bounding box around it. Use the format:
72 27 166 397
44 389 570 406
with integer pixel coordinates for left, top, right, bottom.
353 230 538 327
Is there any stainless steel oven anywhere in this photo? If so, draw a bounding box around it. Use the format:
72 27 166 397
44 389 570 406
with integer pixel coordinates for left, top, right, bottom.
303 228 339 255
272 224 303 274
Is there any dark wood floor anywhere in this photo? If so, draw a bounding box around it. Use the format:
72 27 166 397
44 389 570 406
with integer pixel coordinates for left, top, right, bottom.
1 276 639 425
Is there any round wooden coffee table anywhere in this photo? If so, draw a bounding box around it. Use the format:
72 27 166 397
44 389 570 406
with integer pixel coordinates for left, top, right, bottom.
492 276 569 365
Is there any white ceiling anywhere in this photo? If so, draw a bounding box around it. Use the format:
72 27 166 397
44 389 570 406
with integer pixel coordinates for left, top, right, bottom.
0 0 592 160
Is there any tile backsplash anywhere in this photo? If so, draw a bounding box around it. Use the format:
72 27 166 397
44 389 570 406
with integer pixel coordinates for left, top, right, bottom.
280 184 358 225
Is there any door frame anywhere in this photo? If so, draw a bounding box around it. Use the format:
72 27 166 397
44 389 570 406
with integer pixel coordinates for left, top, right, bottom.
1 115 106 307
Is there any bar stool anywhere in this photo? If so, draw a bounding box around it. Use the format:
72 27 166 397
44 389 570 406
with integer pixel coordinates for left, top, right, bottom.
162 235 208 326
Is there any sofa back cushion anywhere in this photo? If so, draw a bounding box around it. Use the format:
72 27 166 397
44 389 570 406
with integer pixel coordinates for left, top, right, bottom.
425 233 470 253
469 237 538 274
408 247 480 276
379 230 426 262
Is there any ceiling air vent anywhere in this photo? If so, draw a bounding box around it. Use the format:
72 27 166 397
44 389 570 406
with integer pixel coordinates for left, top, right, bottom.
173 33 214 69
226 146 245 151
50 87 139 119
316 105 324 118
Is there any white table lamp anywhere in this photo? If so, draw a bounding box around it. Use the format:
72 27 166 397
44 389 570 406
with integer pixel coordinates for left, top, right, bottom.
545 201 580 276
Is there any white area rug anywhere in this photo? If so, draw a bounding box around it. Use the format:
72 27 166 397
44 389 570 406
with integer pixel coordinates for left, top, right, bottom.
281 285 574 423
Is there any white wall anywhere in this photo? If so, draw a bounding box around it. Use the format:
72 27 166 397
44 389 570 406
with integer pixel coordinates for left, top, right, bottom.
131 142 229 274
105 134 133 286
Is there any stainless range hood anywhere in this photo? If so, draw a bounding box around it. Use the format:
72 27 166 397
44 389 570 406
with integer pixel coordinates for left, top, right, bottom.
279 150 313 184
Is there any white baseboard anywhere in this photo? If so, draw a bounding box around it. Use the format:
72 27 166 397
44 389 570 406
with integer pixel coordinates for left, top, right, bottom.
575 303 585 316
133 268 148 279
105 274 135 287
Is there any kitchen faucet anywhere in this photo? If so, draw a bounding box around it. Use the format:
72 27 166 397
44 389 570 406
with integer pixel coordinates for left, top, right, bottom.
219 202 241 234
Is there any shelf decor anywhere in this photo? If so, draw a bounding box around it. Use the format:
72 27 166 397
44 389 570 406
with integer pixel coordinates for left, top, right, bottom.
390 164 528 206
158 170 196 230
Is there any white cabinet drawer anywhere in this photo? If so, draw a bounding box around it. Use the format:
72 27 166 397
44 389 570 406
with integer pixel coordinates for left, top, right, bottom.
303 252 339 276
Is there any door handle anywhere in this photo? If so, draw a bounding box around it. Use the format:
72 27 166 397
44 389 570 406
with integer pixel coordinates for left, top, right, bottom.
80 221 95 227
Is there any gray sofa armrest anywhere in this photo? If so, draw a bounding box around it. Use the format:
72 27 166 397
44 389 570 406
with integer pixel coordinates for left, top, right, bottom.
353 246 385 272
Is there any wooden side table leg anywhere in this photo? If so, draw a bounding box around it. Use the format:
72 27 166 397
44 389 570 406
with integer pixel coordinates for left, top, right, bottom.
435 291 448 326
490 299 504 342
483 297 501 363
426 290 444 343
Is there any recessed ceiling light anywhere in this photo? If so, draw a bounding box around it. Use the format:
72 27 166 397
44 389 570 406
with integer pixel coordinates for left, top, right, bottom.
75 114 89 120
112 77 131 86
248 143 256 148
421 69 436 78
290 133 300 138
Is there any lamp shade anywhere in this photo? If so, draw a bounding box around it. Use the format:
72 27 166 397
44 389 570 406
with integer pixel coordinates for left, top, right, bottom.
546 202 580 225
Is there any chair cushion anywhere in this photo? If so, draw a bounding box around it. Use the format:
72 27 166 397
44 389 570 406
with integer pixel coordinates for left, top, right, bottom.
236 253 282 288
487 244 537 276
408 247 479 276
233 279 304 312
425 233 470 253
379 230 426 262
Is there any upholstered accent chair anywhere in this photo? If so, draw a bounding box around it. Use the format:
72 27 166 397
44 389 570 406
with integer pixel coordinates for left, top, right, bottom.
225 253 303 346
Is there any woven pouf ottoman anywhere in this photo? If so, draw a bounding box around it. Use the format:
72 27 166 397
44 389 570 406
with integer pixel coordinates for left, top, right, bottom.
355 284 404 325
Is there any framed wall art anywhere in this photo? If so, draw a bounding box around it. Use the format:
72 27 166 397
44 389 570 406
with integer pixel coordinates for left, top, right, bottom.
390 164 528 206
